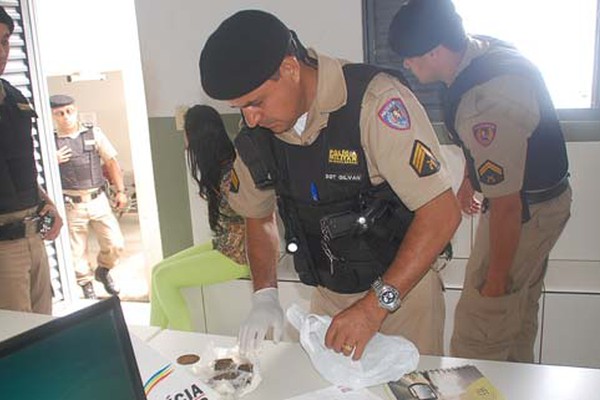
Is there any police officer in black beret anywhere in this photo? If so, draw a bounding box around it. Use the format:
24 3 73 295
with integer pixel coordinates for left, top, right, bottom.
200 10 461 360
389 0 571 363
0 6 63 314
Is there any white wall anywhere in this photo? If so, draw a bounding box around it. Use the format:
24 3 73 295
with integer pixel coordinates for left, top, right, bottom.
47 72 134 178
33 0 163 268
134 0 364 117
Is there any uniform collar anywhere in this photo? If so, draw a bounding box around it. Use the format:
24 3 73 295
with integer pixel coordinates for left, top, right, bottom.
451 35 491 84
55 123 90 138
276 49 347 145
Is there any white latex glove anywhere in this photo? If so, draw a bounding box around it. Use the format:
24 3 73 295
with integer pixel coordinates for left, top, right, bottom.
238 287 284 355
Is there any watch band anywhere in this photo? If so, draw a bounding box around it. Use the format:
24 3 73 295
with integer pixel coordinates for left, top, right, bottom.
372 277 401 312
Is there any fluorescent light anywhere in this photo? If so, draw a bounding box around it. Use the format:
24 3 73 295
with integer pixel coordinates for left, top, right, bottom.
67 72 107 82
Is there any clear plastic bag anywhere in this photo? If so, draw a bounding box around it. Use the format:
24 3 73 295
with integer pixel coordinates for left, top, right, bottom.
287 303 419 390
191 343 262 399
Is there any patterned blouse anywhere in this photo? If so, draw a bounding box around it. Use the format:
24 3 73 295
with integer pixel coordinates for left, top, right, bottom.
212 169 246 265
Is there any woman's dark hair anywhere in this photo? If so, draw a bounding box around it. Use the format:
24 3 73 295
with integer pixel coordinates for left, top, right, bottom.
184 105 235 232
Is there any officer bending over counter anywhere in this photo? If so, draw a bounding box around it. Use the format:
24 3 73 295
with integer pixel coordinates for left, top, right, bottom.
199 10 461 359
389 0 571 363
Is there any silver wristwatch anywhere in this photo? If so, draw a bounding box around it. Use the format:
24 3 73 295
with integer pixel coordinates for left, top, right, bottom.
371 277 401 312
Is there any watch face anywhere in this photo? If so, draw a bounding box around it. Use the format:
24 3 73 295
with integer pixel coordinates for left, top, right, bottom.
380 289 398 305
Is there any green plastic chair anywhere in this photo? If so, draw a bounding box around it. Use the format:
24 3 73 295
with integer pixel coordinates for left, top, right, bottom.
150 242 250 331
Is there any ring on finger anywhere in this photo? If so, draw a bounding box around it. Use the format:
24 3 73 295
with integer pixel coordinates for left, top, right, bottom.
341 343 354 353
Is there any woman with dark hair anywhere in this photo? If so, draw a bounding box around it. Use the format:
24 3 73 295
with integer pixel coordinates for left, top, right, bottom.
150 105 249 331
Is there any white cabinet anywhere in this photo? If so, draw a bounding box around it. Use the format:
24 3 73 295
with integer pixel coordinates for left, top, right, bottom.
541 293 600 369
182 257 314 342
202 278 313 342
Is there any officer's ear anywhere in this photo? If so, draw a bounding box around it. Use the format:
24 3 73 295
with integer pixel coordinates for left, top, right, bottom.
279 56 300 84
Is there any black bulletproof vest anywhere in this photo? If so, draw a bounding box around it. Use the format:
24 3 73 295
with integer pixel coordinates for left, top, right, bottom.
268 64 412 293
0 79 40 213
444 36 568 193
55 127 104 190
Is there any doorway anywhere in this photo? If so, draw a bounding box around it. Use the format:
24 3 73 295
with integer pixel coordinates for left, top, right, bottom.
32 0 162 306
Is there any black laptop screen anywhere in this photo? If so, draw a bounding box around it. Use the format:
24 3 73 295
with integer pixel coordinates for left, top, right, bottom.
0 297 146 400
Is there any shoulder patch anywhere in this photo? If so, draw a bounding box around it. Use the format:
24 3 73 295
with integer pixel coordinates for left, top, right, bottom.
472 122 496 147
410 140 440 177
477 160 504 185
378 98 411 131
229 168 240 193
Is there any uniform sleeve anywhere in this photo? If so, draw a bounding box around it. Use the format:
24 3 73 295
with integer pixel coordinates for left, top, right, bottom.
360 73 453 211
227 151 276 218
456 75 540 198
92 126 118 161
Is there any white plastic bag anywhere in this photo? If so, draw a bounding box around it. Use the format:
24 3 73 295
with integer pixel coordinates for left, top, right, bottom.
286 303 419 390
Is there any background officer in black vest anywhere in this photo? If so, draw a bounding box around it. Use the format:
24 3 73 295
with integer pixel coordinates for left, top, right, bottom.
200 10 461 360
389 0 571 362
50 95 126 299
0 6 63 314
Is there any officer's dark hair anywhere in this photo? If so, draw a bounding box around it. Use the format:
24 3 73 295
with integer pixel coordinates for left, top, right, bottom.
0 6 14 34
184 105 236 233
268 30 318 81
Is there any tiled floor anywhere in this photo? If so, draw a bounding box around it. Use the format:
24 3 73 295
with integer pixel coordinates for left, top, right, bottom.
55 211 152 326
81 211 150 302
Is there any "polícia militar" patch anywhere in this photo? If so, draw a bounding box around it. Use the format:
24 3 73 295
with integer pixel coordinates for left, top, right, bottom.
328 148 359 165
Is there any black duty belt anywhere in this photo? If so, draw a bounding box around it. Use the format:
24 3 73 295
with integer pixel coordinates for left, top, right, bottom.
0 218 40 241
64 187 103 204
523 175 569 205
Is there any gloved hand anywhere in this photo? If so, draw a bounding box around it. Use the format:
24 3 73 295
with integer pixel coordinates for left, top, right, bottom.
238 287 284 355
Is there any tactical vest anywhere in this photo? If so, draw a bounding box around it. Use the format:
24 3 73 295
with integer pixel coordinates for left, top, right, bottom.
0 79 40 213
237 64 415 294
443 36 569 196
55 127 105 190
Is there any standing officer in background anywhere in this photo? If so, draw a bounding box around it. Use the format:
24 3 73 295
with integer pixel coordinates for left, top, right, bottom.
389 0 571 362
200 10 461 359
50 95 126 299
0 6 63 314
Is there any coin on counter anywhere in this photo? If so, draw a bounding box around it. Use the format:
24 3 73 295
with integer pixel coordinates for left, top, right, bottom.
176 353 201 365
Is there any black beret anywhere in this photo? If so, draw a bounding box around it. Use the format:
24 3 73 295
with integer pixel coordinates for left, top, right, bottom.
0 6 14 34
49 94 75 109
200 10 291 100
389 0 466 58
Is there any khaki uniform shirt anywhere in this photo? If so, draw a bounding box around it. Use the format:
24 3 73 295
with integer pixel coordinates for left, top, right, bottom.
57 124 118 196
453 36 541 198
229 50 452 218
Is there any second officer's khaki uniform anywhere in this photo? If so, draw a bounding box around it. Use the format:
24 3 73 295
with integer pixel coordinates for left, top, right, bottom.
450 37 572 362
229 50 453 355
58 125 124 286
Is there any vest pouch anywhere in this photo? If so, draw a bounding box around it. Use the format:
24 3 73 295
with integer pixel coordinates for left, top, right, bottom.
318 234 386 294
315 258 382 294
361 204 413 268
292 253 319 287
